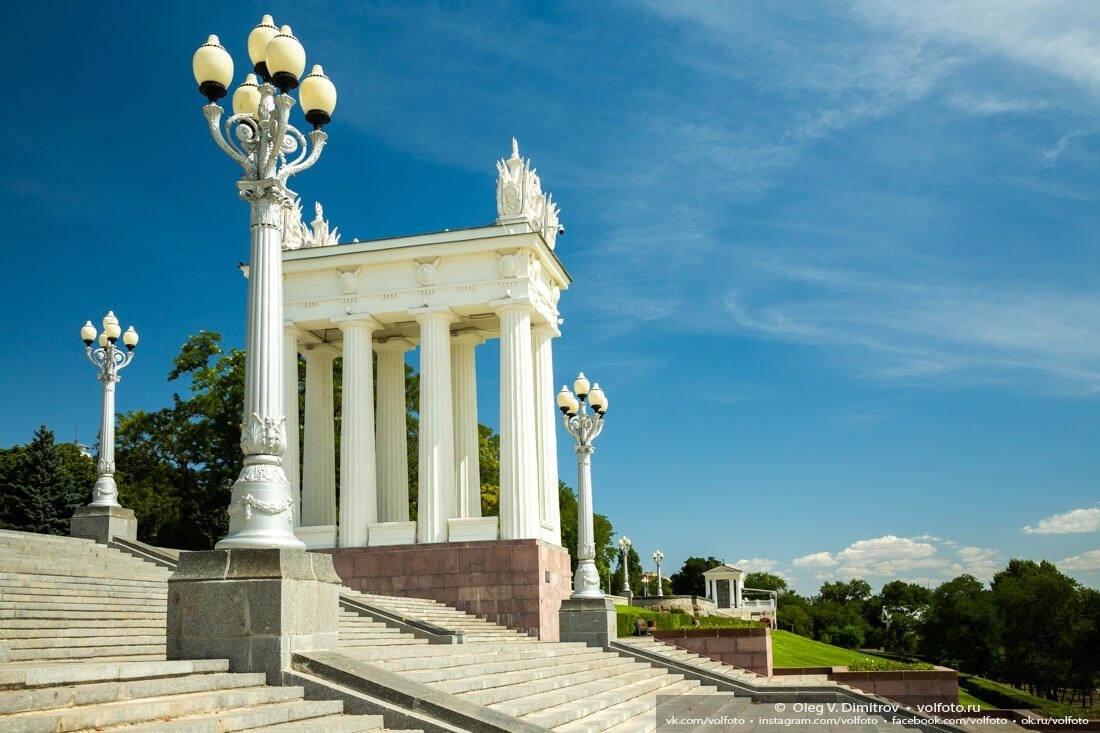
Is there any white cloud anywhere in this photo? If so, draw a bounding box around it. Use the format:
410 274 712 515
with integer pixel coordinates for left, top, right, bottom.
1023 506 1100 534
792 551 838 568
1058 549 1100 571
734 558 782 573
835 535 945 577
949 546 1002 582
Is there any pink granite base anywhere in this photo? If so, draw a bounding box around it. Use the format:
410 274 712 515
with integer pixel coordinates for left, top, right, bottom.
316 539 572 640
653 627 773 676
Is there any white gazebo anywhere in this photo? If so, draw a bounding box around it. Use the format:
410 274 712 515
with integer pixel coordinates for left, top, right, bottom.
279 140 568 553
703 563 745 610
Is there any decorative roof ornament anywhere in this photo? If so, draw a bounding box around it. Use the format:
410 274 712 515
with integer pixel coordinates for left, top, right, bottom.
496 138 563 249
282 198 340 249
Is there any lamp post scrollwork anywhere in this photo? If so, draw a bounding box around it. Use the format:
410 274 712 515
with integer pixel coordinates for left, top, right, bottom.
192 16 337 549
81 312 138 508
558 373 609 599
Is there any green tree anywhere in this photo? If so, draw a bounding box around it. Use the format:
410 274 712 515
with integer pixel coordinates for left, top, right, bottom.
744 572 789 594
670 556 722 596
811 578 873 649
870 580 932 654
115 332 244 548
992 559 1079 699
0 426 91 535
919 574 1001 676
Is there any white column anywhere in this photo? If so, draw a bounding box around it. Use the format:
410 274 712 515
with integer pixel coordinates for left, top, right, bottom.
495 301 540 540
531 324 561 545
338 318 379 547
734 577 743 609
414 309 456 543
376 339 411 523
451 332 483 518
301 344 338 526
283 323 301 527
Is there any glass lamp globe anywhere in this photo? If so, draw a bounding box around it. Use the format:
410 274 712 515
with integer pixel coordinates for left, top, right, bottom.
192 35 233 102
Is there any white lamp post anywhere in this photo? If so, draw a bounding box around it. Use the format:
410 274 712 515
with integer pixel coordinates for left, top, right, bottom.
558 373 608 598
193 16 337 549
653 549 664 597
80 312 138 507
618 535 632 596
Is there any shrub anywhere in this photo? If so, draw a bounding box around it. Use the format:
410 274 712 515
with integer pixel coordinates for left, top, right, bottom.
848 657 935 672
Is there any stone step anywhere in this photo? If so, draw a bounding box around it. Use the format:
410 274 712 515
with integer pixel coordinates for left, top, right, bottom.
97 701 373 732
0 572 168 589
0 621 163 634
491 666 671 720
4 633 164 650
0 658 229 690
457 658 657 707
0 670 268 715
520 671 699 730
0 599 165 612
0 680 310 730
415 647 633 686
0 608 165 620
0 584 167 599
6 642 165 662
360 642 592 671
557 679 717 733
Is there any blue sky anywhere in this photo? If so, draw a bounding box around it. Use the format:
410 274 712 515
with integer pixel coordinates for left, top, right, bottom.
2 1 1099 593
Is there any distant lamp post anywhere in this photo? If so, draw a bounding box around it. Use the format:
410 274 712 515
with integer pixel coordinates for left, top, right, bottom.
81 311 138 507
619 535 632 596
558 372 608 598
193 16 337 549
653 549 664 597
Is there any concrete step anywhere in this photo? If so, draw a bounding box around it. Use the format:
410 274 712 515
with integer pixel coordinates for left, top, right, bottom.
490 665 672 720
0 658 229 690
0 680 310 730
457 658 657 707
357 642 592 672
406 648 616 687
6 642 165 662
527 674 708 731
4 633 164 650
556 679 718 733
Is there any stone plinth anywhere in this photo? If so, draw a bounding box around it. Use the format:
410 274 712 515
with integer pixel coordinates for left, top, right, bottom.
653 627 773 676
70 505 137 544
167 549 341 685
320 539 571 640
559 596 617 648
831 667 959 709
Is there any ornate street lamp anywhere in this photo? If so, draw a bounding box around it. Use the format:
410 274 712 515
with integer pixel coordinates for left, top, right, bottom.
653 549 664 597
618 535 632 596
193 16 337 549
80 312 138 507
558 373 608 598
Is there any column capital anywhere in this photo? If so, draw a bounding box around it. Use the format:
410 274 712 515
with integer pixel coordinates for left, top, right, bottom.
302 342 340 359
452 329 487 346
331 314 382 331
410 305 457 323
490 296 535 314
375 337 414 354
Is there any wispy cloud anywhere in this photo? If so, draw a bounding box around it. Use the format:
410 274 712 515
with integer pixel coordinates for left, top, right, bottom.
1023 506 1100 534
1058 549 1100 571
789 535 1002 588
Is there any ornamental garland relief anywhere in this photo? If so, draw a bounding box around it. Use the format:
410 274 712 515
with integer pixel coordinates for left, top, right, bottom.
240 412 287 455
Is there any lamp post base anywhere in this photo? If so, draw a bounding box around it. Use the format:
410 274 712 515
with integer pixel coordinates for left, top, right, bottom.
559 596 617 649
70 504 137 545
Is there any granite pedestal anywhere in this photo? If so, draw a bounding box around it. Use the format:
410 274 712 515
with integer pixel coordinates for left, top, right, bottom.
70 505 137 544
559 596 618 648
167 548 340 685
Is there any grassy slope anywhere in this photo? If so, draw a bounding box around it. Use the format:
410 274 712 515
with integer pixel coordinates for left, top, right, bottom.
770 630 887 668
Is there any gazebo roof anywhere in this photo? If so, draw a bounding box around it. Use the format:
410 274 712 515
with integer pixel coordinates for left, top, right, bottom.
702 564 744 580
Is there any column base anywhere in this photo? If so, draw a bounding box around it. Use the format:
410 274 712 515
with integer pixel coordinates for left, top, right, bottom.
70 505 137 544
167 548 341 685
559 596 618 649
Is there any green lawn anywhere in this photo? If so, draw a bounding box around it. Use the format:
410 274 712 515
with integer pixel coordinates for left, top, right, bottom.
770 630 888 668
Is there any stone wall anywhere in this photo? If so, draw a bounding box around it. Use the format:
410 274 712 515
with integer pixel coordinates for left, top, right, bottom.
831 667 958 709
318 539 571 640
631 595 715 616
652 627 772 676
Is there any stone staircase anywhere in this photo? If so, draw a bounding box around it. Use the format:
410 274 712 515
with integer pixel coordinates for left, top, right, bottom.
1 528 998 732
0 529 414 732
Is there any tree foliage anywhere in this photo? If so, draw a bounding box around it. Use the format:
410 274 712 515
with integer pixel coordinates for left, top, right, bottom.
670 556 723 596
0 426 93 534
